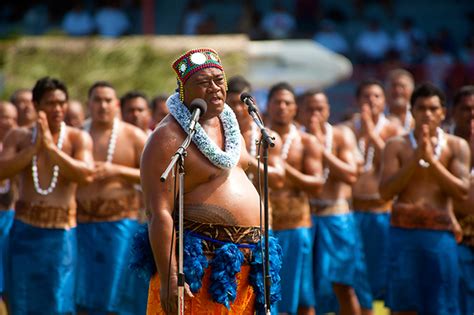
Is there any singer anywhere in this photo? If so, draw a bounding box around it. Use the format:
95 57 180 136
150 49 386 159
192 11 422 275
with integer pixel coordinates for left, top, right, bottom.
133 48 282 314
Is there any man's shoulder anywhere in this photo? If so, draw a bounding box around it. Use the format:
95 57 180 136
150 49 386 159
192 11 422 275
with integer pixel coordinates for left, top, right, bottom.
445 133 469 153
145 117 184 151
121 121 148 141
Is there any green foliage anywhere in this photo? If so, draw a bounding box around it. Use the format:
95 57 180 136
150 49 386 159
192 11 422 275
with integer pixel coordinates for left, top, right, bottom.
1 36 247 101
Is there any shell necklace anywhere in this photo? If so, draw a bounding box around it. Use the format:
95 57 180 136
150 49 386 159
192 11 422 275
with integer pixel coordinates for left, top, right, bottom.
322 122 333 181
281 124 298 160
408 127 445 168
31 121 66 195
85 118 119 163
358 114 387 172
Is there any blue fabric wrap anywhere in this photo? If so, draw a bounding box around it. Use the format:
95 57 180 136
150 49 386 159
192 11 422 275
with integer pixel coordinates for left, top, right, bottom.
75 219 137 312
311 213 373 313
0 209 14 293
386 227 460 315
354 211 390 301
129 225 283 310
273 227 315 313
458 244 474 315
6 220 77 314
119 222 149 315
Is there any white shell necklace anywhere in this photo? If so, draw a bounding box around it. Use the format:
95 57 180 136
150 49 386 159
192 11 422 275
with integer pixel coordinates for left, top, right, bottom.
85 118 119 163
323 122 333 181
31 121 66 195
281 124 298 160
408 127 445 168
404 108 413 132
358 114 387 172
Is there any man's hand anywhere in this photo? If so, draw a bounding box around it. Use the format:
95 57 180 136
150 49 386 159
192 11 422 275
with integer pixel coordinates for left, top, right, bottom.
453 220 463 243
37 111 55 151
160 279 194 314
417 124 434 164
93 161 120 180
360 104 375 137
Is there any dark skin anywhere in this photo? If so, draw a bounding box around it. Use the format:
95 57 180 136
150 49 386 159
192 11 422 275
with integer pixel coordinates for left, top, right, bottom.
141 67 261 314
226 91 285 190
0 89 93 209
380 96 469 247
451 93 474 220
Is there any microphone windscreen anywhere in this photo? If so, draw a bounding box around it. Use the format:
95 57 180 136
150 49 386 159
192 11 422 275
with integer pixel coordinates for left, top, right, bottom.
190 98 207 115
240 92 253 103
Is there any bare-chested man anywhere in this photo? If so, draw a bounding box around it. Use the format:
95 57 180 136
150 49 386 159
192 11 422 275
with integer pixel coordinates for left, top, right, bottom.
385 69 415 132
0 101 17 304
266 82 323 315
346 79 402 302
150 94 169 129
0 77 94 314
65 99 86 129
450 85 474 315
226 75 285 189
10 88 37 127
120 91 152 135
300 90 373 315
380 82 470 315
75 81 147 314
136 48 282 314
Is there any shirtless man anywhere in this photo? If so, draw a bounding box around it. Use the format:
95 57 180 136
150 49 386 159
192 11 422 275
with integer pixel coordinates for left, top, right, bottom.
10 88 37 127
0 77 94 314
120 91 152 135
385 69 415 132
65 99 86 129
138 48 282 314
75 81 147 314
226 75 285 189
266 82 323 315
450 85 474 315
346 79 402 302
300 90 372 315
380 82 469 315
0 102 17 306
150 94 169 129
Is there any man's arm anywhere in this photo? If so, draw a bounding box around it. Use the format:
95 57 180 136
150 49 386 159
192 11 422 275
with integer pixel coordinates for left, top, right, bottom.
0 128 39 180
285 133 324 195
94 127 147 184
379 137 417 200
323 126 358 184
430 136 470 200
141 124 192 313
247 132 285 189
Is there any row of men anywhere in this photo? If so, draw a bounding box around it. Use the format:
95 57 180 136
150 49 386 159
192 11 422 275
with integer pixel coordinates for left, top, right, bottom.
0 79 155 315
0 57 472 315
225 75 473 315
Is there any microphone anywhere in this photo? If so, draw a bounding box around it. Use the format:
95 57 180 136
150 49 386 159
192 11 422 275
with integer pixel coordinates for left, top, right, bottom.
240 92 259 114
188 98 207 133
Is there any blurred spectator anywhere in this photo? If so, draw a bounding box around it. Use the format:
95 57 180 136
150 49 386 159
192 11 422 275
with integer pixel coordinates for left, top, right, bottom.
355 19 391 64
237 0 264 40
62 1 95 36
460 34 474 83
22 3 49 35
435 27 458 57
260 1 296 39
313 19 349 56
65 100 85 129
94 0 130 37
295 0 319 36
182 0 207 35
392 17 426 63
150 94 169 129
424 39 454 89
196 15 217 35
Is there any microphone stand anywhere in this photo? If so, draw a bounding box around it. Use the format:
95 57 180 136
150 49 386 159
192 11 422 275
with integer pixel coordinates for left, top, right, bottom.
248 108 274 314
160 128 196 315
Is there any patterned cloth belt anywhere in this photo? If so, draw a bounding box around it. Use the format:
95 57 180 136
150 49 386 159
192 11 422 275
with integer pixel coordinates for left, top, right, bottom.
76 194 139 222
15 200 76 229
391 203 453 231
459 214 474 247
